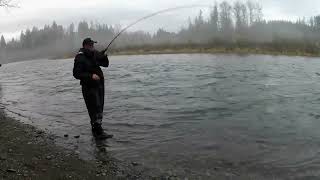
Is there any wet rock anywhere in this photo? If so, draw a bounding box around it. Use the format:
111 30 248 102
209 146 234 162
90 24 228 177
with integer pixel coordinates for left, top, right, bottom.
131 162 139 166
224 161 235 167
99 147 107 152
102 172 106 176
225 172 235 177
256 140 267 144
64 134 69 138
0 156 6 160
8 149 13 153
36 130 44 135
7 169 17 173
259 144 268 149
206 170 211 176
46 155 52 160
74 135 80 139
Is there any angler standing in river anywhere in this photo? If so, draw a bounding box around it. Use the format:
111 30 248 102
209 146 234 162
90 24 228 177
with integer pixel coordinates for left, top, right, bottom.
73 38 113 140
72 6 211 140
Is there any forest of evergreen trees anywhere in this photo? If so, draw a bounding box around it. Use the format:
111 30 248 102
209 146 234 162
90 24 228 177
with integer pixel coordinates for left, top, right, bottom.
1 1 320 62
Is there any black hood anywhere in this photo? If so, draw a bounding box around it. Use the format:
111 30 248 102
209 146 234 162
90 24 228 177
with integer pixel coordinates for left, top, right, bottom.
79 48 94 58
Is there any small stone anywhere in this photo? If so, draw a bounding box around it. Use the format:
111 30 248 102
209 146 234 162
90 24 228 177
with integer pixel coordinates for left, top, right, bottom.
27 142 32 145
256 140 266 144
41 169 46 172
206 171 211 176
131 162 139 166
7 169 17 173
225 172 235 177
64 134 69 138
102 173 106 176
74 135 80 139
8 149 13 153
46 155 52 160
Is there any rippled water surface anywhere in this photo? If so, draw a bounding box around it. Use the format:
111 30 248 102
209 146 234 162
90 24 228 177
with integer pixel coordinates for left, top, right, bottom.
1 54 320 178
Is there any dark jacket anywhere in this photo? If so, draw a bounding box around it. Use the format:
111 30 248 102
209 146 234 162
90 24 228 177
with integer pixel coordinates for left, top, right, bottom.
73 48 109 87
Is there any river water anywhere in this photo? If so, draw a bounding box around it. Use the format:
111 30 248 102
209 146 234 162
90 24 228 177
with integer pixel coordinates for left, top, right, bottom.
1 54 320 179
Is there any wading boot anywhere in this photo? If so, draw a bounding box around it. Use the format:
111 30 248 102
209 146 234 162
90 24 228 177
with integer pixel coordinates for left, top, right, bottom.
92 125 113 140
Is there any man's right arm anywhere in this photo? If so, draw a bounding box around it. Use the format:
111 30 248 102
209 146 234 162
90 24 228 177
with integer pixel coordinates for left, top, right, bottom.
73 56 92 81
95 51 109 67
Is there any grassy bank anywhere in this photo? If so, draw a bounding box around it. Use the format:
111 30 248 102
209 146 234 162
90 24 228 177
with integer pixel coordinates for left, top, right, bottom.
109 45 320 57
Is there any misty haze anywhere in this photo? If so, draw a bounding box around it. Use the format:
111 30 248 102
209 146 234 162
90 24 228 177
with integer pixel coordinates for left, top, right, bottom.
0 0 320 179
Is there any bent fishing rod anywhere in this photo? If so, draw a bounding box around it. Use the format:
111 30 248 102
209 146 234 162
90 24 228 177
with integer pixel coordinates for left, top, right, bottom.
101 5 212 54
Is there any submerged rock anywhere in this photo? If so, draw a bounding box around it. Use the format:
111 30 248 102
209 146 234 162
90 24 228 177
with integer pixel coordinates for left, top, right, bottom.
131 162 139 166
7 169 17 173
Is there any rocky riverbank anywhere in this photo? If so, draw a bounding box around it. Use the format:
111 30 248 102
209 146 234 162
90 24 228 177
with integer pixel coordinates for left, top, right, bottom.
0 111 161 180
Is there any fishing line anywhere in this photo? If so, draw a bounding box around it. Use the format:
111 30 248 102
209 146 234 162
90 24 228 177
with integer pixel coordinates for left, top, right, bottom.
102 5 212 53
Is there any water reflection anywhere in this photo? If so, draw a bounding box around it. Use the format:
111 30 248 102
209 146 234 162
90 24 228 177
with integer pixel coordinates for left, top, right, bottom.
92 137 111 154
0 83 4 112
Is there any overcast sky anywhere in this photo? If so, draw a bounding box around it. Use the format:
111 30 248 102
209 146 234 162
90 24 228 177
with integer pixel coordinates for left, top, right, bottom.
0 0 319 40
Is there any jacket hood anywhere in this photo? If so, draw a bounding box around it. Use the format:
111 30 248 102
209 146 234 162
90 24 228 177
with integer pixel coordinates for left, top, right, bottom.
79 48 94 58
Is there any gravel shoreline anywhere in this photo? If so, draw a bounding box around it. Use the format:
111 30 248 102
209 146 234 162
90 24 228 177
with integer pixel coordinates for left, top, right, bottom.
0 111 158 180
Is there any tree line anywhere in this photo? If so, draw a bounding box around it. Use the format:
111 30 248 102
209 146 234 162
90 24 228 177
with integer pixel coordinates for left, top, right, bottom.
1 0 320 62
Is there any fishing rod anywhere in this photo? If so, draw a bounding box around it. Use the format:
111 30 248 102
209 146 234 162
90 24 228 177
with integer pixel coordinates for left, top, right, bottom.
102 5 212 54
